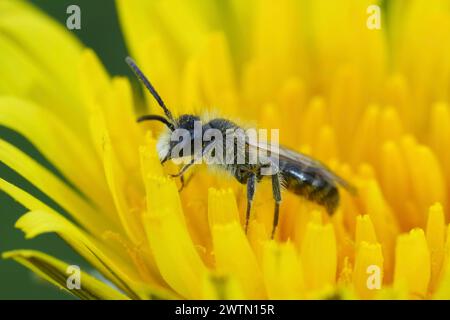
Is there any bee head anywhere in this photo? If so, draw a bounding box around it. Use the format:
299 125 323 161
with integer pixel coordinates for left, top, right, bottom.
176 114 200 130
157 114 201 163
126 57 205 164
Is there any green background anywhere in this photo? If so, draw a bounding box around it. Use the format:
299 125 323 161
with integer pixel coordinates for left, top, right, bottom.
0 0 129 299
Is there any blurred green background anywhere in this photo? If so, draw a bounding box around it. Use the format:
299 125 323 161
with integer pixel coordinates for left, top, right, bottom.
0 0 129 299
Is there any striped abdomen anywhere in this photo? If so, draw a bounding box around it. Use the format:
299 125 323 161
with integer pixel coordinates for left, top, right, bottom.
280 160 339 214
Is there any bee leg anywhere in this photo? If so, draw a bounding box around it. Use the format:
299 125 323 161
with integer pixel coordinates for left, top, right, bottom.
178 171 196 192
271 173 282 239
245 173 257 234
171 140 216 178
178 175 185 192
170 159 195 178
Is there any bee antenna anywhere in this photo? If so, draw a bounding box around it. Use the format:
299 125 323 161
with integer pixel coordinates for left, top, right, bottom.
137 114 175 131
125 56 175 123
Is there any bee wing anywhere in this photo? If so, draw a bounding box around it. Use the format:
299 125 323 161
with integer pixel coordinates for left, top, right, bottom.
246 139 357 194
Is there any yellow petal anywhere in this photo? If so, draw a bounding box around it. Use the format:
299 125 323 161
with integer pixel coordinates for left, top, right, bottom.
300 222 337 292
379 141 406 194
394 228 430 298
426 203 446 293
0 97 113 216
139 132 164 178
116 0 182 109
355 215 378 246
314 125 338 161
143 175 208 299
353 241 383 299
251 0 304 100
198 33 237 112
208 188 240 228
401 136 447 222
15 209 156 299
351 105 379 164
202 274 245 300
102 132 145 244
0 139 114 235
429 103 450 214
0 0 89 136
2 250 128 300
80 50 142 175
207 186 265 299
299 97 327 147
262 241 304 299
278 78 305 146
358 177 398 282
433 259 450 299
434 224 450 299
211 222 265 299
118 0 213 63
379 107 403 142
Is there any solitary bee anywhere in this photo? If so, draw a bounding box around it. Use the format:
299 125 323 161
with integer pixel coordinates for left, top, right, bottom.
126 57 356 238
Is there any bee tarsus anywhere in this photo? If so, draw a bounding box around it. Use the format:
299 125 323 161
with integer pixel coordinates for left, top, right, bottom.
271 173 282 239
245 173 257 234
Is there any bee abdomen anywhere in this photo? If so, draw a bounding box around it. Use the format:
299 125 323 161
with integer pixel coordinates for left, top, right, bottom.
281 166 339 215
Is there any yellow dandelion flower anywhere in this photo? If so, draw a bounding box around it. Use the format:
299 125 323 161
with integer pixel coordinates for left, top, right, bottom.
1 0 450 300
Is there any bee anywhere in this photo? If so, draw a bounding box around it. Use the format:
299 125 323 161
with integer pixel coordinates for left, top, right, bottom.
126 57 356 239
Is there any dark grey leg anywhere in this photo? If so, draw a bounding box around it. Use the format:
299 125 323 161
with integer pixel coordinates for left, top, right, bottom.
178 171 196 192
171 140 216 178
245 173 257 234
178 175 185 192
170 158 195 178
271 173 282 239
